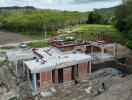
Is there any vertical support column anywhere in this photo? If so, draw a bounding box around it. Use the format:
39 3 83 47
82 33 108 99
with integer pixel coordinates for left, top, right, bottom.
86 63 88 74
55 69 58 84
44 25 47 40
32 73 37 93
81 32 84 41
12 61 13 67
74 65 78 79
113 42 116 57
89 60 92 77
15 60 18 75
23 60 25 76
102 47 104 54
91 45 94 54
27 67 30 85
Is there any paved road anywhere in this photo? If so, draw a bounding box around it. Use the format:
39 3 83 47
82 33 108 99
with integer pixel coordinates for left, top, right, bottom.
0 31 66 48
0 39 49 48
0 30 49 48
0 31 37 44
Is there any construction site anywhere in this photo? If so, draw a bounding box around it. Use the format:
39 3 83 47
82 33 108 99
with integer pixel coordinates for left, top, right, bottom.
0 32 132 100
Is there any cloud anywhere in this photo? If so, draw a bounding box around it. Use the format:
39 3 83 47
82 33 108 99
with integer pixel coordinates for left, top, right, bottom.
0 0 122 11
0 0 121 5
67 0 121 4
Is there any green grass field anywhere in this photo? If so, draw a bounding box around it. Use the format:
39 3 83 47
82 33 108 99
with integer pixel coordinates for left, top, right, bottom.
27 41 48 48
20 24 123 41
20 31 52 39
27 24 125 48
1 46 15 50
73 24 124 41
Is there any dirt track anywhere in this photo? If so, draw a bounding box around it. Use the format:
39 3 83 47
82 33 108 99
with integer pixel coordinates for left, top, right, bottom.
0 31 35 44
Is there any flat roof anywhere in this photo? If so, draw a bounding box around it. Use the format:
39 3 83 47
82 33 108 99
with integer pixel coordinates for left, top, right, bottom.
24 47 92 73
7 50 34 61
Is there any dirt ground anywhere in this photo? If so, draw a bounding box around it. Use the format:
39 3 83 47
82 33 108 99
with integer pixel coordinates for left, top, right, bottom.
38 76 132 100
0 31 35 44
35 68 132 100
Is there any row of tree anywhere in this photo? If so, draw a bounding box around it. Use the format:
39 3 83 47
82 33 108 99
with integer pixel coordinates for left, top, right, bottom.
114 0 132 49
87 9 114 24
2 11 87 33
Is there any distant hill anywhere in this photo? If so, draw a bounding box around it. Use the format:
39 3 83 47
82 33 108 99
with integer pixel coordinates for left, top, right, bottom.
95 6 118 11
0 6 36 10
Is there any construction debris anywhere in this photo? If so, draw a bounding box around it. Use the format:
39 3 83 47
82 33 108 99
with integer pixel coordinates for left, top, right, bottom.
0 32 131 100
85 86 93 94
50 87 56 93
40 91 52 97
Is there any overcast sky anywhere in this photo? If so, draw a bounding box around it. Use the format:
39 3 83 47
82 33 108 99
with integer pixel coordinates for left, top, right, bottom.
0 0 122 12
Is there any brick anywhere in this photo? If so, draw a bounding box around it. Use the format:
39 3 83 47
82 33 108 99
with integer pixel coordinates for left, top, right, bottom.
63 67 72 82
86 46 92 53
78 63 87 77
61 46 74 51
104 47 113 55
93 46 101 52
40 70 52 87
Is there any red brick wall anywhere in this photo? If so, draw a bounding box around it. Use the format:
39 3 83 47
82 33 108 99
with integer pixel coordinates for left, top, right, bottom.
78 63 88 77
104 47 113 55
63 67 72 82
86 46 92 53
40 70 52 87
61 46 74 52
93 46 101 52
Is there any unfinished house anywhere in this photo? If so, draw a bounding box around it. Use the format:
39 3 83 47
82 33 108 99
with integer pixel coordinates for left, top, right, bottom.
24 34 92 94
7 32 116 95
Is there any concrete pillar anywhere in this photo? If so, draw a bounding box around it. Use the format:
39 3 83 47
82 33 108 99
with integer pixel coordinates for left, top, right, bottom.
23 60 25 76
74 65 78 78
89 60 92 77
12 61 13 67
91 46 94 54
27 67 30 85
15 60 18 75
32 73 37 93
86 63 88 74
113 42 116 57
102 47 104 54
55 69 58 84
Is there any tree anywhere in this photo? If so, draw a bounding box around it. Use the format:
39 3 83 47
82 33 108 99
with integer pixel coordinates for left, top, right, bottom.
87 12 104 24
114 0 132 49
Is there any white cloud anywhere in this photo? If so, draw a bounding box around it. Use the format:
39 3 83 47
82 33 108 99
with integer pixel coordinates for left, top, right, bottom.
0 0 122 11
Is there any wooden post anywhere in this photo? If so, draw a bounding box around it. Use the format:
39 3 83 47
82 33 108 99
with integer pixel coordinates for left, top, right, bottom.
81 32 84 41
45 25 47 40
